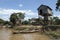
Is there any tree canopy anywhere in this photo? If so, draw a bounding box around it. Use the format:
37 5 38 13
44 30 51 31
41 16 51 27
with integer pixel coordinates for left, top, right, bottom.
10 12 25 26
52 17 60 25
56 0 60 11
0 19 4 24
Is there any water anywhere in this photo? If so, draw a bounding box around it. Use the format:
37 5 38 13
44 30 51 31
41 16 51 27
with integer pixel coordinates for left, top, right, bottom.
0 28 11 40
0 28 55 40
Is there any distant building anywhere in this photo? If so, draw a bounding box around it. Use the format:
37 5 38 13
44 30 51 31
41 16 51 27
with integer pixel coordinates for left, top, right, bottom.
29 18 40 25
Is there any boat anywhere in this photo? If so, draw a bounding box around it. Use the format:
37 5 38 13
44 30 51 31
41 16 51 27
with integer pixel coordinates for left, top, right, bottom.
12 30 39 34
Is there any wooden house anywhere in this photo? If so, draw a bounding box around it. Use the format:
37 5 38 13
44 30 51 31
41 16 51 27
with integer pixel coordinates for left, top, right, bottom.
37 5 53 16
37 5 53 25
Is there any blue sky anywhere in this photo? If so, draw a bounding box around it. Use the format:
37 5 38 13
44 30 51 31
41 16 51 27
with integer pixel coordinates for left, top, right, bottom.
0 0 59 21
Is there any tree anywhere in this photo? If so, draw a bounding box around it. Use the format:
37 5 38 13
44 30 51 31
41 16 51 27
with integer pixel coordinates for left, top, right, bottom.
52 17 60 25
0 19 4 24
22 20 29 25
3 21 11 25
17 13 25 23
10 13 17 26
56 0 60 11
10 12 25 26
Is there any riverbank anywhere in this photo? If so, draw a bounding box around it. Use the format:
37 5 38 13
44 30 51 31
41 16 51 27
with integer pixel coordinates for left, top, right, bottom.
0 28 51 40
0 25 60 40
12 25 41 34
11 25 60 40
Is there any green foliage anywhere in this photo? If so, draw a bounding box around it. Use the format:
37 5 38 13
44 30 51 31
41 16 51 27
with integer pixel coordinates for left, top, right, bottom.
17 13 25 19
31 22 37 25
47 32 60 39
10 13 17 25
44 26 60 31
22 20 29 25
0 19 12 25
56 0 60 11
53 17 60 25
0 19 4 24
3 21 12 25
10 12 25 26
14 27 27 30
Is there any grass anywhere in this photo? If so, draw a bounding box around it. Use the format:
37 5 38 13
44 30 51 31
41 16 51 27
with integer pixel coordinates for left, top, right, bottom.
13 27 28 30
40 25 60 39
12 25 41 31
47 32 60 38
11 25 60 39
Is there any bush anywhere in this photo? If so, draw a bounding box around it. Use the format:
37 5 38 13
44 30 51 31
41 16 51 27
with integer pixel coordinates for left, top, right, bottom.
22 20 29 25
43 25 60 31
48 32 60 39
14 27 27 30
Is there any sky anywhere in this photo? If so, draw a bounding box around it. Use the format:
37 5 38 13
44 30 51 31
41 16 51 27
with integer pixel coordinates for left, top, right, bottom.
0 0 59 21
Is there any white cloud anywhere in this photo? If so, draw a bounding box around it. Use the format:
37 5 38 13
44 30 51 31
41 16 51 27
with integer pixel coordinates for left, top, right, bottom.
53 15 60 18
19 4 23 7
25 10 36 15
24 17 29 20
0 8 38 21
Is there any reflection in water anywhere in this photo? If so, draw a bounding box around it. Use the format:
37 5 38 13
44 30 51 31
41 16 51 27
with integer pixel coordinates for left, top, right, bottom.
23 34 34 40
10 33 51 40
0 29 51 40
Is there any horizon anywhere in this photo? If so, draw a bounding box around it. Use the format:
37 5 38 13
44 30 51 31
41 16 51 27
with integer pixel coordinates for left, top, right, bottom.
0 0 60 21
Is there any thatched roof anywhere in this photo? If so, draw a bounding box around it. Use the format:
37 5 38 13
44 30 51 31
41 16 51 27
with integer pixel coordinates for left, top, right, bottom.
37 4 52 10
